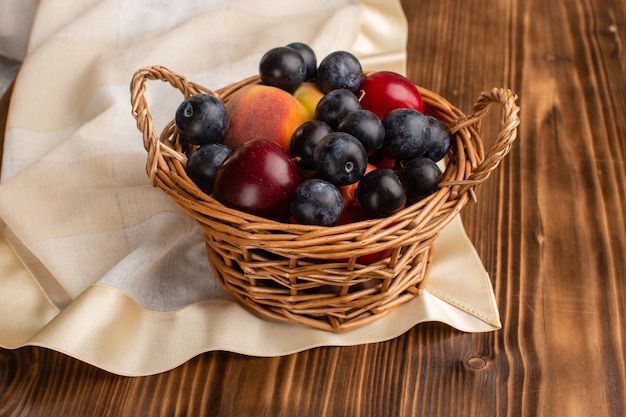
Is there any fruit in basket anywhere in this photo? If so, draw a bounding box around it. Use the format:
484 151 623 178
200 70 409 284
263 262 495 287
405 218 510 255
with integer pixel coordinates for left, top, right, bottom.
356 168 406 218
315 88 361 129
381 108 429 160
423 116 451 162
177 44 450 227
316 50 363 93
259 46 307 93
368 152 403 172
186 143 232 195
175 93 229 145
358 71 425 119
222 84 311 153
336 163 376 224
212 140 305 221
291 179 344 226
314 132 368 186
293 82 325 119
286 42 317 81
337 109 385 154
290 120 333 170
398 157 442 204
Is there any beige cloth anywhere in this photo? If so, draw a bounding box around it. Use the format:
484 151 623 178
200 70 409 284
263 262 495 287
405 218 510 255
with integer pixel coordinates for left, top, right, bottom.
0 0 500 376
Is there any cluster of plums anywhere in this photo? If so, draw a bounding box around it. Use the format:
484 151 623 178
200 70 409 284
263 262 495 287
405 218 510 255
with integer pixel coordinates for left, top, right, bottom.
176 42 450 227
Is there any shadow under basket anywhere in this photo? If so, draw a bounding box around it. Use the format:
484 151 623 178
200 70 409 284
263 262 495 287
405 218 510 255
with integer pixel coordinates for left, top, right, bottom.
130 65 520 332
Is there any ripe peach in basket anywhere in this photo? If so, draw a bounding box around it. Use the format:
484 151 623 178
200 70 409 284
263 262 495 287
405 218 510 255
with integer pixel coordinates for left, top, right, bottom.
222 84 311 153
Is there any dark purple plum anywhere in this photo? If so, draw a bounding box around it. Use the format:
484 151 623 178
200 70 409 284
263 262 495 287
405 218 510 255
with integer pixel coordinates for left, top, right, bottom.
316 50 363 93
337 109 385 154
398 157 442 204
286 42 317 81
356 168 406 218
314 132 368 186
423 116 451 162
291 179 344 226
175 93 229 146
315 88 361 129
381 108 429 160
186 143 232 195
259 46 306 93
290 120 333 170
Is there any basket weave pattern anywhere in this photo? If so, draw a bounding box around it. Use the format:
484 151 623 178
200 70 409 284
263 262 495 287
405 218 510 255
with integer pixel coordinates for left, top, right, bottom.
130 65 520 332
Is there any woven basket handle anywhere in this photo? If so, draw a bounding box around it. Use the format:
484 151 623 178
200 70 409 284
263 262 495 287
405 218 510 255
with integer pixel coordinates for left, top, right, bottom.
447 88 520 195
130 65 213 182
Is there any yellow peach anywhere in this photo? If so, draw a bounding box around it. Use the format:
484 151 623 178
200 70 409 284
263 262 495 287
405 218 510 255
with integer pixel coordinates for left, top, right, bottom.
293 82 325 119
223 84 312 152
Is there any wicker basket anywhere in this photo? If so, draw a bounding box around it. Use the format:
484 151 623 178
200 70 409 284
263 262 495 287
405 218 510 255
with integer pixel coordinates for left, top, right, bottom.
130 65 519 332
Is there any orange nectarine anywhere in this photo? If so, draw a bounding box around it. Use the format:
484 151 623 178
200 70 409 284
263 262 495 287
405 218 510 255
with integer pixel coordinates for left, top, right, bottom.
223 84 311 152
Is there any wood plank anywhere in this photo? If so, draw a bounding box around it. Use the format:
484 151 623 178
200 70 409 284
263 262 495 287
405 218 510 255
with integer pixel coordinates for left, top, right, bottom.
406 0 626 416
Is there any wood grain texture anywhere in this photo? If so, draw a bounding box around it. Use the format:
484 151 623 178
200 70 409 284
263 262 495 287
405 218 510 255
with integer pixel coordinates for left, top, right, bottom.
1 0 626 415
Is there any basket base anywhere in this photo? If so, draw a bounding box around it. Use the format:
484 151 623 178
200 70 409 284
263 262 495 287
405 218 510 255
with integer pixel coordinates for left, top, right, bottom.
205 242 434 332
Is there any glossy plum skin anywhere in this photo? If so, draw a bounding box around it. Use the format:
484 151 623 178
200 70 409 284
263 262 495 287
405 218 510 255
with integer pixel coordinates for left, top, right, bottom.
424 116 451 162
291 179 343 226
315 88 361 129
356 168 406 218
286 42 317 81
175 93 229 146
382 108 429 160
336 163 376 224
186 143 232 195
314 132 368 186
212 140 305 221
316 50 363 93
289 120 333 170
398 157 442 205
259 46 307 93
358 71 425 119
337 109 385 154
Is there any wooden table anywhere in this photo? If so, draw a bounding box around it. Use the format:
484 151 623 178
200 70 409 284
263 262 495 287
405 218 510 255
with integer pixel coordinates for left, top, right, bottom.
1 0 625 415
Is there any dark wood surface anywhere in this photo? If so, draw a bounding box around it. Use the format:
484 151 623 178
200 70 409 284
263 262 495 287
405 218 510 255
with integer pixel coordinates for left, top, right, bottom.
2 0 626 415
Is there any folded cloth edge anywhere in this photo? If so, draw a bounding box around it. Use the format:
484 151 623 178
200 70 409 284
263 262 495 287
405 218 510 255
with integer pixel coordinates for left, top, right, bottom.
0 215 501 376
